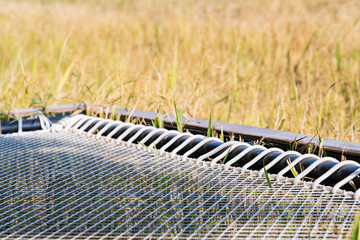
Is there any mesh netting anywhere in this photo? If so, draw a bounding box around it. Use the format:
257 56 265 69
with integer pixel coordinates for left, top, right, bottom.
0 130 359 239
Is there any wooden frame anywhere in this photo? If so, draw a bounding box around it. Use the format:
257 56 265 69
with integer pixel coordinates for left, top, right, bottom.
3 103 360 160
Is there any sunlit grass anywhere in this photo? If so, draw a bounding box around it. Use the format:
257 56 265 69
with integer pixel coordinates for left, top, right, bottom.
1 0 360 142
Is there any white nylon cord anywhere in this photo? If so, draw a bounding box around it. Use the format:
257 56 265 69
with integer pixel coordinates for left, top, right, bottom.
258 151 301 177
276 154 315 182
224 145 266 170
116 125 146 143
278 190 328 239
181 137 223 161
294 157 338 185
86 164 215 240
77 117 102 135
70 117 91 133
196 141 242 165
137 173 241 239
40 158 191 240
127 126 156 143
157 177 241 238
37 114 50 130
139 128 167 145
240 147 284 174
148 130 180 148
105 123 133 142
308 195 345 238
10 153 180 240
312 160 360 189
261 189 316 239
43 115 52 129
332 168 360 194
159 132 192 153
15 112 53 133
210 142 252 167
243 184 305 240
183 176 266 239
170 135 205 158
167 175 253 238
0 150 138 218
3 114 360 239
59 114 360 201
322 197 350 239
17 117 22 134
87 119 112 137
355 187 360 200
64 114 89 132
200 181 271 240
0 144 139 220
95 121 118 139
117 169 236 239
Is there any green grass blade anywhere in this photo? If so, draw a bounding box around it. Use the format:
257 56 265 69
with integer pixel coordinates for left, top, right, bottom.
290 136 297 151
138 142 159 158
207 113 212 137
263 159 272 188
286 159 298 178
153 109 164 129
351 214 360 240
29 93 38 108
222 146 232 164
173 95 183 132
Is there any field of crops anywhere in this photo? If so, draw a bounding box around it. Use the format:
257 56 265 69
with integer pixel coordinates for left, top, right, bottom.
0 0 360 142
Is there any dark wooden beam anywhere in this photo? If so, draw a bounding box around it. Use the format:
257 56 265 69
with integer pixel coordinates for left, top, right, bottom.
4 104 360 160
4 104 86 118
91 106 360 160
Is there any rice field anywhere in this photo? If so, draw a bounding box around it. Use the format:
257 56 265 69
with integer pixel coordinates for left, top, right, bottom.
0 0 360 142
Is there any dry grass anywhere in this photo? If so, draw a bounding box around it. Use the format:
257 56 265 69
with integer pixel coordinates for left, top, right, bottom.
0 0 360 142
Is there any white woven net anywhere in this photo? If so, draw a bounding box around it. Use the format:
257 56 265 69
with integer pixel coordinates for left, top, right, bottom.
0 129 359 239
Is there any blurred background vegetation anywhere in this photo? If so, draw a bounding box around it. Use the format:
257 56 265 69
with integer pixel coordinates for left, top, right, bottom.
0 0 360 141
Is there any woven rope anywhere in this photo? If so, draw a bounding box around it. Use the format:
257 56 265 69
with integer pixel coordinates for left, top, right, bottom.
1 114 360 239
57 115 360 200
1 130 358 239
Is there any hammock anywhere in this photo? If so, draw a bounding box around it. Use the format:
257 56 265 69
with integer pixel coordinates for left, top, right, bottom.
1 114 359 239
